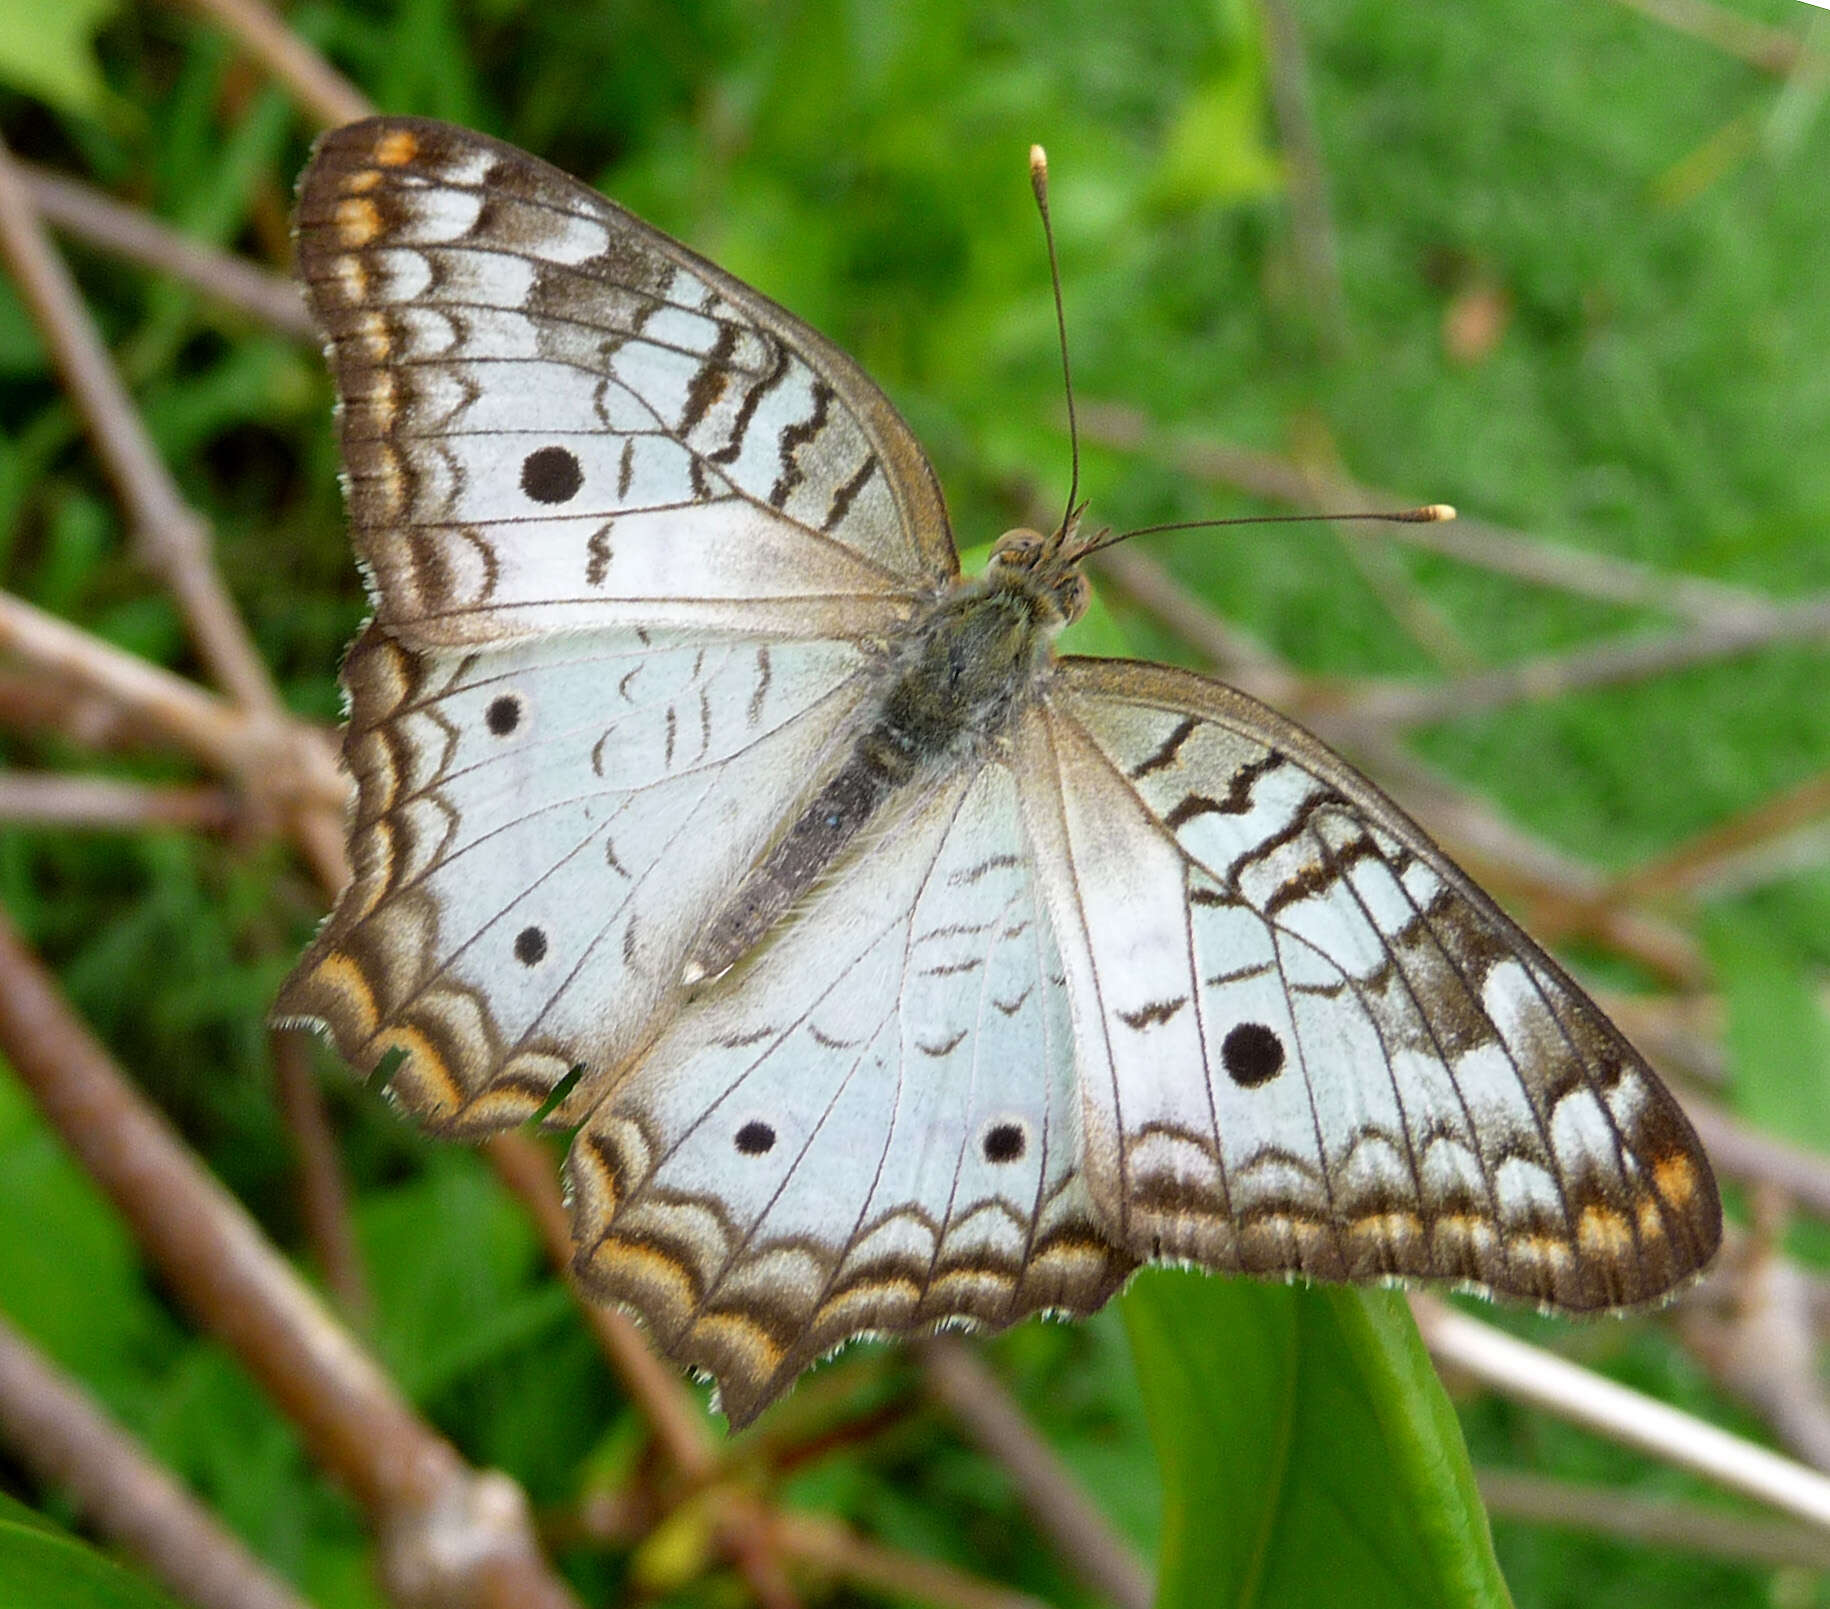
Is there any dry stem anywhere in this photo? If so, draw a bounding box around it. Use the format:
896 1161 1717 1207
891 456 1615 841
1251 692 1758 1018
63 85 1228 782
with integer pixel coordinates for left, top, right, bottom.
0 909 579 1609
0 1313 314 1609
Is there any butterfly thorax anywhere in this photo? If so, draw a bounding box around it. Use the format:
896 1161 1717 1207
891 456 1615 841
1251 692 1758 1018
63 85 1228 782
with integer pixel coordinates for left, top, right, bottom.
681 530 1081 985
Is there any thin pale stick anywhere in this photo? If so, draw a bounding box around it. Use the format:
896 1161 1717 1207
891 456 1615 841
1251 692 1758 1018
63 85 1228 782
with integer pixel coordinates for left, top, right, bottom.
0 910 579 1609
917 1337 1152 1609
0 1313 313 1609
0 774 236 832
22 164 314 337
1476 1468 1830 1570
0 593 346 815
1609 768 1830 904
1412 1295 1830 1531
1340 594 1830 730
169 0 374 127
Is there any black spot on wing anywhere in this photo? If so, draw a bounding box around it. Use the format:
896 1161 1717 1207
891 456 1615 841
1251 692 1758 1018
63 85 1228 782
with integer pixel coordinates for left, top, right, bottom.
1223 1022 1285 1087
520 445 582 504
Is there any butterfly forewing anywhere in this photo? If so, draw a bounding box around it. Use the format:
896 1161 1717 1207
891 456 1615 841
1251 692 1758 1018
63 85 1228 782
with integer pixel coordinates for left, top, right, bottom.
568 762 1133 1427
294 118 956 648
1024 658 1719 1307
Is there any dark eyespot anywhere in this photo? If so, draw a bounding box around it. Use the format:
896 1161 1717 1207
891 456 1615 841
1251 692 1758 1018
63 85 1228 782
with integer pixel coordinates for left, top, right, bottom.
486 695 521 735
1223 1022 1284 1087
513 926 547 966
983 1122 1025 1163
521 445 583 504
735 1120 775 1156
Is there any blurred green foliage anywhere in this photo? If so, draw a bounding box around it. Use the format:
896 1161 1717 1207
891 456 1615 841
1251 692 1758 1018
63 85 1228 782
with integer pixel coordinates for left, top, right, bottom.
1 0 1828 1603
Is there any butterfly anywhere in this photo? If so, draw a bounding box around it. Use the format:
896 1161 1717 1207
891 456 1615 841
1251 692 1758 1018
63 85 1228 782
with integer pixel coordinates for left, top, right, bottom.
277 116 1721 1428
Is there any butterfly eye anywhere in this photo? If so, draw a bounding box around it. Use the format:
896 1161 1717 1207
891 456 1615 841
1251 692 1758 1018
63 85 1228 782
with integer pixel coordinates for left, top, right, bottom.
988 529 1046 570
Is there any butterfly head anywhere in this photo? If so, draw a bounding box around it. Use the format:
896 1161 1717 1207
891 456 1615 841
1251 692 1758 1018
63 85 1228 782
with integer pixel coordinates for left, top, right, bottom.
985 524 1093 628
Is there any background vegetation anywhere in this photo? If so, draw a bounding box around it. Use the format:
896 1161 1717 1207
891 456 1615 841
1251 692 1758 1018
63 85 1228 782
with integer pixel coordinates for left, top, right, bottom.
0 0 1827 1605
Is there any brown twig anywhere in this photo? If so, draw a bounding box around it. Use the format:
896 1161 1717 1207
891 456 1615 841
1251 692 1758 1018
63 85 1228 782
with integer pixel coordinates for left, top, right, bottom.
271 1029 369 1318
1609 0 1814 75
1260 0 1348 356
0 1312 315 1609
1681 1196 1830 1472
0 908 579 1609
170 0 374 128
0 593 345 817
1607 768 1830 905
22 163 314 338
0 131 278 714
1079 403 1780 624
483 1134 804 1607
773 1513 1052 1609
0 133 352 899
1679 1097 1830 1226
484 1134 718 1478
917 1337 1152 1609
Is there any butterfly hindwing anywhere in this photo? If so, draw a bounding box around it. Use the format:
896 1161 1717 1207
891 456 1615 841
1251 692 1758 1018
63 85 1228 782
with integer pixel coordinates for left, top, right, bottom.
295 117 956 648
1021 658 1720 1308
568 761 1133 1426
275 624 874 1130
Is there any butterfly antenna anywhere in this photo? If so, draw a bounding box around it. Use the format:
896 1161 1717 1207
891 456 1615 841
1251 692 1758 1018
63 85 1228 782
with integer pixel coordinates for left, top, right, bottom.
1030 145 1080 556
1074 502 1457 560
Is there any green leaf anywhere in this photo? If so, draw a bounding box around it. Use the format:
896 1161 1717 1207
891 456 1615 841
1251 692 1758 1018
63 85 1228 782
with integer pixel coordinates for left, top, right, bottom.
0 0 119 117
1706 906 1830 1151
0 1499 182 1609
1126 1273 1510 1608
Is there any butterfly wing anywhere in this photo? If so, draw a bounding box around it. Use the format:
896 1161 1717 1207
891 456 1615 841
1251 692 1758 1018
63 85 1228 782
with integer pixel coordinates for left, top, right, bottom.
294 117 956 648
568 760 1133 1427
275 624 876 1129
281 117 961 1127
1015 657 1720 1309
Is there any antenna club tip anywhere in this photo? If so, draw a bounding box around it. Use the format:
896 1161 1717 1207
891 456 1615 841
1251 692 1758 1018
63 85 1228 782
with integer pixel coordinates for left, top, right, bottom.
1029 143 1048 175
1421 502 1457 522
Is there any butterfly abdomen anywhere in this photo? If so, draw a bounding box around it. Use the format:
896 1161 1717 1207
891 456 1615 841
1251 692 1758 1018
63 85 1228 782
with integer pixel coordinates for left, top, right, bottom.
682 573 1057 984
